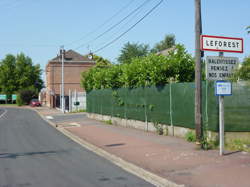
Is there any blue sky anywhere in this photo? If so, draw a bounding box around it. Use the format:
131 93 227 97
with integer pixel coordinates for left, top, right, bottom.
0 0 249 80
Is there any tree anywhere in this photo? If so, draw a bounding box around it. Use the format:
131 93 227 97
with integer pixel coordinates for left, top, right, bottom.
93 54 112 67
151 34 176 53
15 53 43 92
236 56 250 80
0 53 43 96
246 26 250 34
117 42 149 64
0 55 17 95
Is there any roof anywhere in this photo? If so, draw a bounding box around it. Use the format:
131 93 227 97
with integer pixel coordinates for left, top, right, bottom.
50 49 95 62
156 47 175 56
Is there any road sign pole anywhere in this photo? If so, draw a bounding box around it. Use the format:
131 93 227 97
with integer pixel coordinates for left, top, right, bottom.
219 51 224 156
219 95 224 155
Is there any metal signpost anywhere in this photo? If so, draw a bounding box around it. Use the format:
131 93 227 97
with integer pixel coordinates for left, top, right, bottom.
201 35 243 156
215 81 232 155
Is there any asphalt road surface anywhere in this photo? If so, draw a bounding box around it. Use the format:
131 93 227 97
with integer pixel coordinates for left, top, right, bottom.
0 108 153 187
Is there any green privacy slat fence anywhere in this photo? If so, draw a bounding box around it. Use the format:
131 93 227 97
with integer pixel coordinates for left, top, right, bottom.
87 81 250 132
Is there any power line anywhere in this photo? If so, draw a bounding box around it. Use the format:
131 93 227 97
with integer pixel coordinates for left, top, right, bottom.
74 0 152 50
93 0 164 53
94 3 147 49
65 0 136 47
0 0 25 8
0 43 58 47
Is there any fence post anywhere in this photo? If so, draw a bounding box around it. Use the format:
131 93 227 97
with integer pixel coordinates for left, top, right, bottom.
74 89 77 112
69 89 71 112
125 89 127 127
101 90 103 120
60 84 62 110
144 87 148 131
170 82 174 136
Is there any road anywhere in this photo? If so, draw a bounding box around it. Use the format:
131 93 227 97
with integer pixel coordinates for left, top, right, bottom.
0 108 153 187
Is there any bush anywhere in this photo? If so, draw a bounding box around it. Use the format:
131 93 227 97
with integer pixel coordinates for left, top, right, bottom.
17 88 37 105
16 94 24 106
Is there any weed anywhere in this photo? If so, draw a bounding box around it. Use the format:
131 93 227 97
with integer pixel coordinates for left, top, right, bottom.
104 119 112 125
185 131 196 142
226 139 250 152
153 122 163 135
70 109 86 113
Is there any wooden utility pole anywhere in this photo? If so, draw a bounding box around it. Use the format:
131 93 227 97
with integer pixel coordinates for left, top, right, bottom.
194 0 202 142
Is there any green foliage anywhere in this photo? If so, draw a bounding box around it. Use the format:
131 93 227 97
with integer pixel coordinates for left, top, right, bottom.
151 34 176 53
238 57 250 80
70 109 86 113
231 56 250 81
226 139 250 152
246 26 250 34
117 42 149 64
18 88 37 105
93 54 112 67
0 55 18 95
0 53 43 96
81 44 195 92
185 131 196 142
104 119 112 125
16 94 24 106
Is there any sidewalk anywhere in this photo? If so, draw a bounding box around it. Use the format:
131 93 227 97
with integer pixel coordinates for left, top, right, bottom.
36 107 250 187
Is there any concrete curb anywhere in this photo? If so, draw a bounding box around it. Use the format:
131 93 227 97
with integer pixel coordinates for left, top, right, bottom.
34 108 184 187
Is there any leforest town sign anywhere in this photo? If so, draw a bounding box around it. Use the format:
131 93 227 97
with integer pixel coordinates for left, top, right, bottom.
201 35 243 53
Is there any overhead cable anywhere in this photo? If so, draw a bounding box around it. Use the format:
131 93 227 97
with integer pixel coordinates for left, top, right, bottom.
65 0 136 47
93 0 164 53
74 0 152 50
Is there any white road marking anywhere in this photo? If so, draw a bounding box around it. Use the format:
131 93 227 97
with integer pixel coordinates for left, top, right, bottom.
46 116 54 120
0 109 7 119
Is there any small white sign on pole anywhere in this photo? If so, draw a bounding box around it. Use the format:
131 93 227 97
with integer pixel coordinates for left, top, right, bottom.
206 56 239 81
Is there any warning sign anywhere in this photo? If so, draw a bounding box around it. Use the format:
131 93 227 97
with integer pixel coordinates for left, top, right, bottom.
206 56 239 81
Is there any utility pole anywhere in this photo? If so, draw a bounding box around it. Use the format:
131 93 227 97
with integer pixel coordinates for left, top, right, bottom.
61 46 65 113
194 0 203 142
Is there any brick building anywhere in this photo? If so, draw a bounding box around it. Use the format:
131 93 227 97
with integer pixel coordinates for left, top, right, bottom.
43 50 95 108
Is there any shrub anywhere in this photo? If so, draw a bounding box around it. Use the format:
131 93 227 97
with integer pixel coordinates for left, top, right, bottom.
16 94 24 106
17 88 37 105
81 44 195 91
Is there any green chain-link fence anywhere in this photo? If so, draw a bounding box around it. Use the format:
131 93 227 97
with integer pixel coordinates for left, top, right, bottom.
87 81 250 132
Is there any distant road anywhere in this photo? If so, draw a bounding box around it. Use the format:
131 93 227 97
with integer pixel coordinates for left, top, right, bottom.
0 108 152 187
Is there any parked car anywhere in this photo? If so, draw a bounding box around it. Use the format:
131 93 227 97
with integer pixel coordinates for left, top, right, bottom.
30 99 41 107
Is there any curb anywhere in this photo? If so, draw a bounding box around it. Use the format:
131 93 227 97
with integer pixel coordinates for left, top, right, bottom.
35 108 184 187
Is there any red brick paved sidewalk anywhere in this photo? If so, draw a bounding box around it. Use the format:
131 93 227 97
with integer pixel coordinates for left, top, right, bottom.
37 107 250 187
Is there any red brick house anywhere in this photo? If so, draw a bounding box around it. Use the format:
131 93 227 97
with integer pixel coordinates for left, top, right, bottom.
43 50 95 108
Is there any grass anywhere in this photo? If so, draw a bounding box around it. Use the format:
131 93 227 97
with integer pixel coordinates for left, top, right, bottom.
0 103 18 107
103 119 112 125
70 109 86 113
226 139 250 152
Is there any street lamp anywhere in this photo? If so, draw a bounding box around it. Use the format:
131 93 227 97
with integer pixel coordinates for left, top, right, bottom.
61 46 65 113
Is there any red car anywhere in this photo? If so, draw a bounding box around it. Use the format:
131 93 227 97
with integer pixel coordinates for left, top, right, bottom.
30 99 41 107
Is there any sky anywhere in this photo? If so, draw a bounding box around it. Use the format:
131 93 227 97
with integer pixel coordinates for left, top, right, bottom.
0 0 249 81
